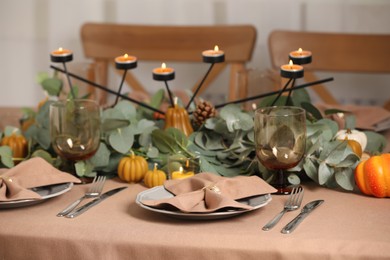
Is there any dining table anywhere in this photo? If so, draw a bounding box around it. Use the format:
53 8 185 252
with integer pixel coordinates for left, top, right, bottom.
1 175 389 260
1 104 390 260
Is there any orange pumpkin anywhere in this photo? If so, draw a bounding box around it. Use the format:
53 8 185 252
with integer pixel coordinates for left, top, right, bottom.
143 163 167 188
117 151 148 183
0 134 28 163
354 153 390 198
164 103 193 136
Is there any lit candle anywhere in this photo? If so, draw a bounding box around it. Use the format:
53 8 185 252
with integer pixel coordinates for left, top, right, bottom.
202 45 225 63
153 63 175 81
289 48 312 65
171 166 195 180
280 60 304 78
50 47 73 63
115 54 137 70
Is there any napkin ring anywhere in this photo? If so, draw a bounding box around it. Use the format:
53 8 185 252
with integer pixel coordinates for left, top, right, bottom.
203 184 221 194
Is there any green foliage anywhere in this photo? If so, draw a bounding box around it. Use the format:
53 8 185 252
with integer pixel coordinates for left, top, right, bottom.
2 75 388 195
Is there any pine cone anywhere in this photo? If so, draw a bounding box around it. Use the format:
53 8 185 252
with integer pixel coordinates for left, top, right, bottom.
193 101 216 126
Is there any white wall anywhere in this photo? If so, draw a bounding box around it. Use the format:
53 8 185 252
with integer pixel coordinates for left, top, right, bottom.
1 0 390 107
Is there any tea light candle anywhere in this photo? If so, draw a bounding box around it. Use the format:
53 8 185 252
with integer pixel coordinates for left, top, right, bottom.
171 166 195 180
50 47 73 63
153 63 175 81
289 48 312 65
202 45 225 63
280 60 304 78
115 54 137 70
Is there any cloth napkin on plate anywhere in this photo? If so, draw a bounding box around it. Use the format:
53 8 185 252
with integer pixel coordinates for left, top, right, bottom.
316 103 390 131
0 157 81 202
141 172 277 213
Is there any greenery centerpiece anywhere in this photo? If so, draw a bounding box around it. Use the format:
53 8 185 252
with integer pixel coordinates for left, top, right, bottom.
0 71 386 194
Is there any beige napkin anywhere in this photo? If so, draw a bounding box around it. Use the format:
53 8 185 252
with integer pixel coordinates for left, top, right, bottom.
142 172 277 213
316 103 390 131
0 157 81 202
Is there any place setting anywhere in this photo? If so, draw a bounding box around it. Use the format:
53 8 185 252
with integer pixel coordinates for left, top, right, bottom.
0 157 81 209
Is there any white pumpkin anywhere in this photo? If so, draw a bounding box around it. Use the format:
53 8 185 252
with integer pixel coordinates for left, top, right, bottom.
335 129 367 151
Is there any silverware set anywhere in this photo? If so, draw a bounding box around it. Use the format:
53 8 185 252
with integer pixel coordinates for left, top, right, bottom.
262 186 324 234
56 176 127 218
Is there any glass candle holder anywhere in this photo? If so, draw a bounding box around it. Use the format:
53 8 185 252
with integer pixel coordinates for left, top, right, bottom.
167 153 200 180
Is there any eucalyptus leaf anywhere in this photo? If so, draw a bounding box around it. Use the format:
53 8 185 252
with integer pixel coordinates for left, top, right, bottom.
166 128 188 148
301 101 323 120
364 131 387 153
147 146 159 158
287 173 301 185
42 77 63 96
336 153 360 168
109 127 134 154
31 149 54 164
335 167 355 191
114 100 137 120
345 114 356 130
318 161 333 185
150 89 165 108
138 125 158 147
89 142 110 168
75 160 96 177
0 146 14 168
151 129 179 154
36 128 51 150
102 119 130 132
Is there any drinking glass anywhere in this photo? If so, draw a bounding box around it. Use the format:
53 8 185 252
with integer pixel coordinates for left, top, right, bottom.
49 99 101 169
254 106 306 194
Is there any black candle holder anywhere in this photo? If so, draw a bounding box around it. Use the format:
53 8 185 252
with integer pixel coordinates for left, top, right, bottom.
50 48 76 99
114 55 138 106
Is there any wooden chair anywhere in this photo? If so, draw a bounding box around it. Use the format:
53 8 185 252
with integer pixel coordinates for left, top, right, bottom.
80 23 257 105
268 30 390 108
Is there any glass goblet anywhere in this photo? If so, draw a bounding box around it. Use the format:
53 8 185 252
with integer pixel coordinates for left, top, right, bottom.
254 106 306 194
49 99 101 172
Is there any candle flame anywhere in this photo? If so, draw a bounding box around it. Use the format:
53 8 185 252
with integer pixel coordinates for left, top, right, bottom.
161 63 166 69
289 60 293 66
298 48 303 53
124 54 128 58
214 45 219 51
252 103 257 110
179 166 183 173
58 47 63 51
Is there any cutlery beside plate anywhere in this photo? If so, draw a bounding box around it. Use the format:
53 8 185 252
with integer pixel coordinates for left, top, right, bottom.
281 200 324 234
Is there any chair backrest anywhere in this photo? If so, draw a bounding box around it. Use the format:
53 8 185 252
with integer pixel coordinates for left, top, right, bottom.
80 23 257 105
268 30 390 106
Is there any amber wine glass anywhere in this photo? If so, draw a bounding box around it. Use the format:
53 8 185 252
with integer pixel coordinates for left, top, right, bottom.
50 99 101 168
254 106 306 194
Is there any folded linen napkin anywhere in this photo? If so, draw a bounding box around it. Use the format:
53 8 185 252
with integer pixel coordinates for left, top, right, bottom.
141 172 277 213
0 157 81 202
316 103 390 131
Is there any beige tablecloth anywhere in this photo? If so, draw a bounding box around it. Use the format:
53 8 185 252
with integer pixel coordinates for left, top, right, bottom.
1 178 389 260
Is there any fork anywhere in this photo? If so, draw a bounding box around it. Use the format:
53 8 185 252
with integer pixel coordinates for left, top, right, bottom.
57 175 106 217
262 186 304 231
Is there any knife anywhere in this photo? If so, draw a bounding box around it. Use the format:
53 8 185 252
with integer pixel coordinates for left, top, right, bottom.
281 200 324 234
65 186 127 218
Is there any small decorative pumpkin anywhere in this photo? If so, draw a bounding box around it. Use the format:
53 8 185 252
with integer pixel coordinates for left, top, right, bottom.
354 153 390 198
336 129 367 151
164 98 193 136
144 163 167 188
0 134 28 163
117 151 148 183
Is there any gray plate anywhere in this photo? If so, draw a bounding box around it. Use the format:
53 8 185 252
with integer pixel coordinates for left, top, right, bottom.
0 182 73 209
136 186 272 220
